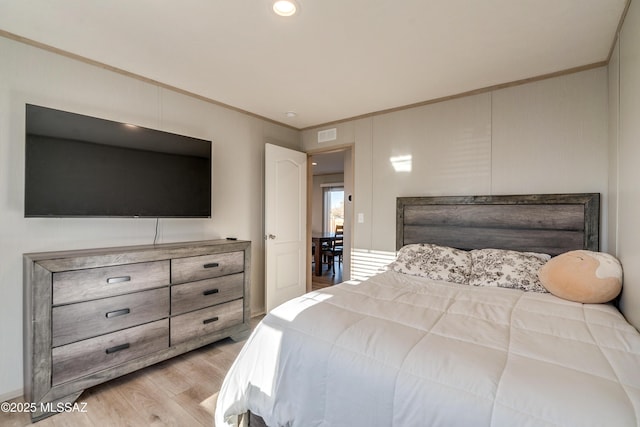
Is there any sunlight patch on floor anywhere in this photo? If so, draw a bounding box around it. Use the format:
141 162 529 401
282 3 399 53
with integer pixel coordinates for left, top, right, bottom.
201 392 217 415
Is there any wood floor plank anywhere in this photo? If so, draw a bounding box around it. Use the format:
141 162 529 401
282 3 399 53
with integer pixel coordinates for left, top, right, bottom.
78 384 142 426
0 397 32 427
142 357 196 398
173 382 222 426
112 370 203 426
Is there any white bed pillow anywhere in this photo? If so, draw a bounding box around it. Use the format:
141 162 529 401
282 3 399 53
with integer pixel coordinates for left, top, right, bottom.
390 243 471 285
469 248 550 293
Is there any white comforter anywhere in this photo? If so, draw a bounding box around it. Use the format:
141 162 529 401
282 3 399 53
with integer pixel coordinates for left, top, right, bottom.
215 271 640 427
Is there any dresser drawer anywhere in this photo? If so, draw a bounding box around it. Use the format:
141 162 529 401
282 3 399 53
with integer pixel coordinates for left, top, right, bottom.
52 287 169 347
52 319 169 386
171 251 244 284
171 273 244 316
170 299 243 345
53 260 170 305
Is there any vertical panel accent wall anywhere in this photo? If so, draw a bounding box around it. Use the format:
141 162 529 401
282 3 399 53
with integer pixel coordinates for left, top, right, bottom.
302 68 609 262
615 0 640 330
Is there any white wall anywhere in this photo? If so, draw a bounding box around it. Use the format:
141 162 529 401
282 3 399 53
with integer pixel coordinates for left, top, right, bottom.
302 67 609 277
0 37 299 399
613 0 640 329
608 40 620 256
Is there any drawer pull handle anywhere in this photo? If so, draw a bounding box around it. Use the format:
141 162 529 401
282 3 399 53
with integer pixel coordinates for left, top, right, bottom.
203 262 219 269
106 308 130 318
105 343 130 354
203 316 219 325
203 288 220 296
107 276 131 284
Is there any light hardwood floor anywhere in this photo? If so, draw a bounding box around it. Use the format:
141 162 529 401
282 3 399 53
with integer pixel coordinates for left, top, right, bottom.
311 260 342 291
1 317 263 427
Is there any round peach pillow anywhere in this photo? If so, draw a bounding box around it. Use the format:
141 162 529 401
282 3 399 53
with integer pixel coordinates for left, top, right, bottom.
538 250 622 303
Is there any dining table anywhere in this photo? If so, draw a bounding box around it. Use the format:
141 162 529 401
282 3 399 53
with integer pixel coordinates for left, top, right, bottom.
311 232 336 276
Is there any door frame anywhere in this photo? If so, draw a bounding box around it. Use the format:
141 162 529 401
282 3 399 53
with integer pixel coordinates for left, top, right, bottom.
306 144 355 291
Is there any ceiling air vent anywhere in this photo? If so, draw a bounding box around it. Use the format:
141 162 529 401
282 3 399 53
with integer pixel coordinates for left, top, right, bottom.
317 128 337 143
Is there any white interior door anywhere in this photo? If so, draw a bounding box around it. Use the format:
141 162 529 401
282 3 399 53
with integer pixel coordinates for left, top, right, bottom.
265 143 307 312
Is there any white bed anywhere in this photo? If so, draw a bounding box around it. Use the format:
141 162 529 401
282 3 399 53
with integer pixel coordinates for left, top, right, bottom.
215 194 640 427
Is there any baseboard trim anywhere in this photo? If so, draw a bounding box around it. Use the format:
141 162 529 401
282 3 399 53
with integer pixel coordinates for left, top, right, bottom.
0 388 23 403
251 310 266 318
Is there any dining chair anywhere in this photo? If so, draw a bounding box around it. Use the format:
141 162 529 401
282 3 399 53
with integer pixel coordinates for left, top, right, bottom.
323 225 344 275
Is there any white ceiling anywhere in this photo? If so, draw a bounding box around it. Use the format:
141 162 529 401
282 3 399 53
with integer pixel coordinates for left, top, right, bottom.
0 0 627 129
311 151 345 176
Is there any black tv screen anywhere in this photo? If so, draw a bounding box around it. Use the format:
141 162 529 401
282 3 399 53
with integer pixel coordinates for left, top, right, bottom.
25 104 212 218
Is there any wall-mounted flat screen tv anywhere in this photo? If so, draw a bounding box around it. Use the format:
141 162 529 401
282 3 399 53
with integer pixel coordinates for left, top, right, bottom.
25 104 212 218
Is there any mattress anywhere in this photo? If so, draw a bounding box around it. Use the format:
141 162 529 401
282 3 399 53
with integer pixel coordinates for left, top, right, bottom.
215 270 640 427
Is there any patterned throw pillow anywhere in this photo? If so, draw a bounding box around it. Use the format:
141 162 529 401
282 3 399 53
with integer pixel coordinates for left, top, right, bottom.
390 243 472 285
469 248 550 293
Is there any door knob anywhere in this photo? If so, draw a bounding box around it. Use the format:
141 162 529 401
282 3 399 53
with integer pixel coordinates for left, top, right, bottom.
268 234 276 240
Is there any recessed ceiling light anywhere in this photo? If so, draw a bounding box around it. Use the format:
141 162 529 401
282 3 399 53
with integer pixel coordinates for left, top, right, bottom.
273 0 298 17
312 162 318 166
285 111 297 118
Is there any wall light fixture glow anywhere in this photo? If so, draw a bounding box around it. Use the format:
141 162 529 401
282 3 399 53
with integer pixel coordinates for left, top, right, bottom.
273 0 298 16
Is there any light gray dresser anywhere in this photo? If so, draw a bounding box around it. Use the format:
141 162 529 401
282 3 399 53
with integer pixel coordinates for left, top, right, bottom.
23 239 250 422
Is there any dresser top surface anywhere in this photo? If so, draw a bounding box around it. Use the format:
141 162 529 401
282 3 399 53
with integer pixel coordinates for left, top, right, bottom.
24 239 251 272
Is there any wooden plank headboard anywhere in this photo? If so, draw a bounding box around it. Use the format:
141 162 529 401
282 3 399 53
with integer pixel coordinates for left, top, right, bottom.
396 193 600 256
